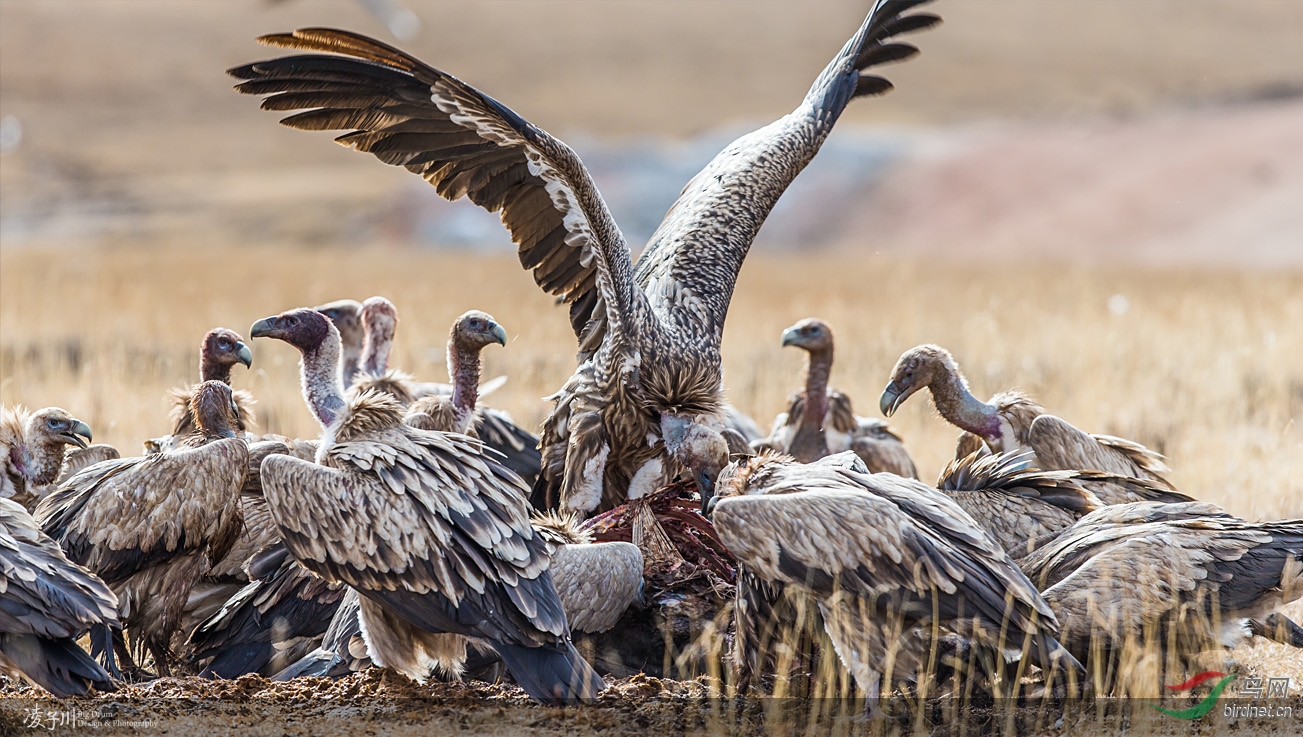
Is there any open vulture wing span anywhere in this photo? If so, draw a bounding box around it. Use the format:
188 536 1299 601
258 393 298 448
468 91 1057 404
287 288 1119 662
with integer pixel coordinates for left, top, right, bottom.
1018 510 1303 660
258 393 603 703
711 454 1080 697
229 0 940 515
0 498 118 697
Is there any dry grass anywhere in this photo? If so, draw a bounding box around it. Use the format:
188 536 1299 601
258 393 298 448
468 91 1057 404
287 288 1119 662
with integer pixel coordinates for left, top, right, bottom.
2 244 1302 727
2 245 1299 518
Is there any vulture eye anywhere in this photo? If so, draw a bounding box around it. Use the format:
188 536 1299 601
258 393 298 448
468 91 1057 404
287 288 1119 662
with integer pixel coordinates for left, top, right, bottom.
218 340 231 350
285 316 298 326
46 418 65 430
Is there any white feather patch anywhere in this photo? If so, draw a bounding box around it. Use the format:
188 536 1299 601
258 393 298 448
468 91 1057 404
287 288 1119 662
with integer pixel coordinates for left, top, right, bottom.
565 444 609 514
626 458 665 501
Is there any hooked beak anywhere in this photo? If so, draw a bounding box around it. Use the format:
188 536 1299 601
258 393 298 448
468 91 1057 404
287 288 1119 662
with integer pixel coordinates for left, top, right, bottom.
488 322 507 347
780 327 801 348
249 316 277 339
65 420 92 449
235 341 253 368
879 380 917 417
694 467 715 514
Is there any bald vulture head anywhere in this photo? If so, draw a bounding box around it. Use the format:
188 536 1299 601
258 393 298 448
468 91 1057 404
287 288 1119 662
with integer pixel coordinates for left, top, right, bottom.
359 296 399 377
450 310 508 352
251 308 345 427
199 328 253 384
26 408 93 453
880 344 963 417
780 318 833 354
660 415 729 512
251 308 334 354
314 299 365 385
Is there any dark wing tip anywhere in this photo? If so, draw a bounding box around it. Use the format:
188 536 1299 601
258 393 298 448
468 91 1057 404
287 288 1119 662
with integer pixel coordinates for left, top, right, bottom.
854 75 894 98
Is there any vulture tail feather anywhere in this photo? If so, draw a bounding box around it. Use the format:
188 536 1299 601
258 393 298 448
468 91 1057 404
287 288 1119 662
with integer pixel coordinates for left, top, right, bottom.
271 649 343 681
199 642 274 680
490 640 604 704
1252 614 1303 648
0 634 115 698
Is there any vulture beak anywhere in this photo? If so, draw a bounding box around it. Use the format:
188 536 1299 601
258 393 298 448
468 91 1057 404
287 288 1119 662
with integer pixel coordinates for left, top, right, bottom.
703 492 719 518
780 327 801 347
694 467 716 514
879 380 916 417
488 322 508 346
235 341 253 368
249 316 278 339
65 420 92 449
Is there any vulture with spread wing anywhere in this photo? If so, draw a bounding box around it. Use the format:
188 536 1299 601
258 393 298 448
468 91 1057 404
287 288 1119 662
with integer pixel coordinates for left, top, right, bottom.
710 452 1082 704
1019 503 1303 666
228 0 941 516
1 498 118 696
881 345 1189 505
754 319 917 477
250 308 602 702
35 381 247 677
150 328 255 453
1 406 94 512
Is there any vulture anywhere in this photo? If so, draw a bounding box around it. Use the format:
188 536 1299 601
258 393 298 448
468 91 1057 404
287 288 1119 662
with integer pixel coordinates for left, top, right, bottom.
227 0 941 516
880 345 1189 505
315 299 366 387
709 452 1082 704
753 319 917 477
250 307 603 702
0 498 118 697
935 450 1107 557
150 328 255 452
1 406 94 512
1019 503 1303 666
194 306 516 679
35 381 247 677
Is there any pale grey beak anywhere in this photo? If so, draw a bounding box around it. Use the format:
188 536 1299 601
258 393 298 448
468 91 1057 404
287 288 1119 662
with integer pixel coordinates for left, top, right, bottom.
780 327 800 347
250 317 277 338
236 342 253 368
67 420 92 449
880 381 907 417
488 322 507 346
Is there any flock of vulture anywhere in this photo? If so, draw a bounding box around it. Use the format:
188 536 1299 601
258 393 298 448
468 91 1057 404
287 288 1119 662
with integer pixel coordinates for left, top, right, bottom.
3 0 1301 713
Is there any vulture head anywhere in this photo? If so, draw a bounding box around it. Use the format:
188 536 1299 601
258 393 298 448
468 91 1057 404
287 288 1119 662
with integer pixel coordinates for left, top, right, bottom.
200 328 253 381
26 407 93 452
251 308 334 354
451 310 508 351
660 414 729 512
880 344 961 417
315 298 365 384
190 380 241 439
360 296 399 377
780 318 833 354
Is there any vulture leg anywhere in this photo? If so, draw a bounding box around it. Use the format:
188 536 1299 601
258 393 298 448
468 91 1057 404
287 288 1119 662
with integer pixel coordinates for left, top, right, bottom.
89 623 122 680
112 632 148 681
148 639 173 678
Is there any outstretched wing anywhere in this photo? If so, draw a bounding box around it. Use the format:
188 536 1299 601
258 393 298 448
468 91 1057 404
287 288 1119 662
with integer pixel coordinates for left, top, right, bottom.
625 0 940 346
229 28 644 349
259 427 569 647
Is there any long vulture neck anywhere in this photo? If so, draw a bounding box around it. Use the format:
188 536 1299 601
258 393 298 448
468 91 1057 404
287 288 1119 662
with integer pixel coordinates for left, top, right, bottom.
929 367 1002 441
301 335 348 429
448 337 480 434
799 346 832 433
200 354 232 385
360 325 393 377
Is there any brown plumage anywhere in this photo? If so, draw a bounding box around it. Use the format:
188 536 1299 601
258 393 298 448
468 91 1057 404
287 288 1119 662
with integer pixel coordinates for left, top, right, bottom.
1 498 118 697
754 319 917 477
152 328 256 454
227 1 940 517
1018 503 1303 683
935 450 1106 557
34 381 247 677
250 307 603 702
1 406 94 512
710 452 1082 703
881 344 1188 504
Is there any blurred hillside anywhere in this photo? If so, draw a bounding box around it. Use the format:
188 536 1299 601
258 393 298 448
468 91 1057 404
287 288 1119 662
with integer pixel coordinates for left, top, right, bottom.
2 0 1302 264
